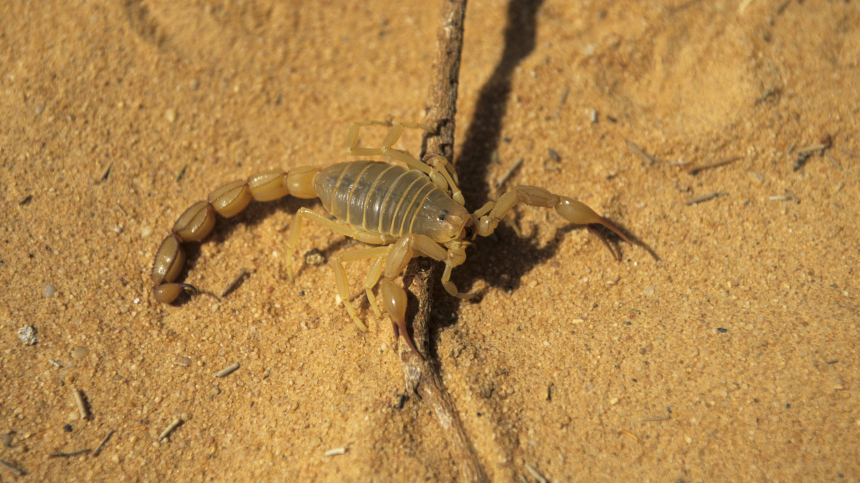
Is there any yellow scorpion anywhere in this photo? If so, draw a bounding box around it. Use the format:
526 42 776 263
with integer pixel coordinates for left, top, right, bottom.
151 121 631 358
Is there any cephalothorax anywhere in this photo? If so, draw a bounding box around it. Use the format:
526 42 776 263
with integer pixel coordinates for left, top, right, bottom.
151 121 632 358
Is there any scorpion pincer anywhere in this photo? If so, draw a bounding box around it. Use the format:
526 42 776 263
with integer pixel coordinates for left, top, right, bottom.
151 120 632 359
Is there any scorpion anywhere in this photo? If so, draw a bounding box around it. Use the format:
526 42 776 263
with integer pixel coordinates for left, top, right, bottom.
151 120 632 359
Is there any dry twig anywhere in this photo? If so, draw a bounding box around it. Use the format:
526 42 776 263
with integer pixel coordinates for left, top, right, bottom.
398 1 488 482
687 156 739 175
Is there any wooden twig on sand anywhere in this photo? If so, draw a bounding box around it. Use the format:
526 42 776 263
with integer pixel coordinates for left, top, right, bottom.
398 1 489 482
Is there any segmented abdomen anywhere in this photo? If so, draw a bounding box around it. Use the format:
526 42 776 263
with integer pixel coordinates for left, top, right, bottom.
315 161 447 237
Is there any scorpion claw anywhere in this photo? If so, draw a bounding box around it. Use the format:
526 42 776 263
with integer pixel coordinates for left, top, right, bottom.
555 197 632 257
594 216 632 245
587 226 620 261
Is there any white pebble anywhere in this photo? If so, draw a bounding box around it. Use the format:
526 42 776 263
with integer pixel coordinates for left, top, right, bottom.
44 284 57 298
17 326 38 346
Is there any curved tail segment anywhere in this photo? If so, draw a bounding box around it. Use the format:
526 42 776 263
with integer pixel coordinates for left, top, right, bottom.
151 167 320 303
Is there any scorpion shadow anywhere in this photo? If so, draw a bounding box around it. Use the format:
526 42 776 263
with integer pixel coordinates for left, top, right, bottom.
435 0 553 326
457 0 545 208
429 0 633 345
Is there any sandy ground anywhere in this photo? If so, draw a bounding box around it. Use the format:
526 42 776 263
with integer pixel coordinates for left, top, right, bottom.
2 0 859 481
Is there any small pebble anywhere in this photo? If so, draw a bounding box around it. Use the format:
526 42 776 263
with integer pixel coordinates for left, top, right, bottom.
140 226 153 238
2 432 13 447
165 108 177 123
304 248 325 266
44 284 57 297
644 287 655 296
17 326 38 346
71 346 89 359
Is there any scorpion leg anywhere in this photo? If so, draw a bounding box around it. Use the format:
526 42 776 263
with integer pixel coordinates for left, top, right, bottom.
365 257 385 317
286 208 387 280
380 234 457 359
475 186 632 259
330 246 391 331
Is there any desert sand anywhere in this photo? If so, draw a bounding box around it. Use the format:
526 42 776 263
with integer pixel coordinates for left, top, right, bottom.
1 0 858 481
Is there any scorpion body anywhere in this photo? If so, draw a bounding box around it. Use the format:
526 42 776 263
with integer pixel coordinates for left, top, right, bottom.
151 121 632 358
315 160 467 242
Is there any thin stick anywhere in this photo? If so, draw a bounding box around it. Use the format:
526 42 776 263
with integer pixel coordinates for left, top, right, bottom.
838 147 860 159
401 1 488 482
639 415 672 422
625 139 659 165
0 459 25 477
686 192 727 205
524 463 548 483
92 430 115 457
495 157 523 188
49 448 91 458
797 143 828 154
221 269 246 297
175 164 188 182
157 418 183 442
687 156 739 175
215 362 240 378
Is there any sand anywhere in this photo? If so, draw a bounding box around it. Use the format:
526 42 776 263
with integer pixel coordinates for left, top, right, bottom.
1 0 858 481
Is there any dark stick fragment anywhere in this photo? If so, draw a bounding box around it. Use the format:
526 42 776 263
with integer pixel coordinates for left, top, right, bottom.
49 448 91 458
686 192 727 205
221 269 247 297
92 430 115 457
688 156 739 175
0 459 25 477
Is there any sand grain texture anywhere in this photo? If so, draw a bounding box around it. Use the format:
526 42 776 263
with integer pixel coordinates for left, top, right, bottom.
1 0 858 481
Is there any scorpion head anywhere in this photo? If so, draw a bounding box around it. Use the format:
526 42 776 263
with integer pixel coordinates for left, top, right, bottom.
415 193 476 244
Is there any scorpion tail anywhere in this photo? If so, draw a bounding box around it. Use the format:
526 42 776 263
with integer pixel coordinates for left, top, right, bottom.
152 168 320 303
